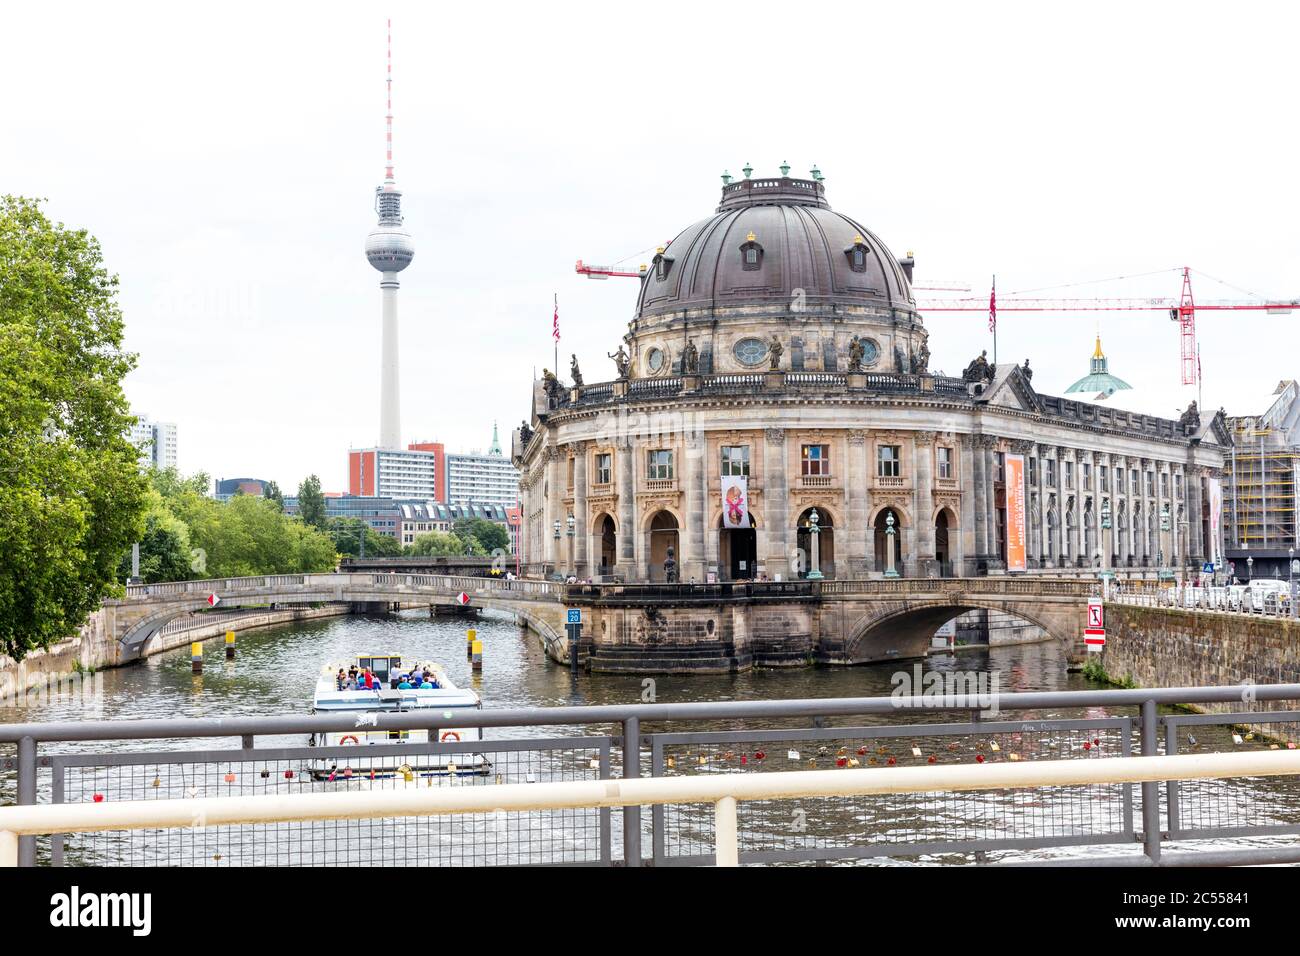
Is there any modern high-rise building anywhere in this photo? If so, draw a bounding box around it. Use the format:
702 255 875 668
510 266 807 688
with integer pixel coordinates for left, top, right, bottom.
445 425 520 507
128 415 178 470
348 444 442 501
364 19 414 451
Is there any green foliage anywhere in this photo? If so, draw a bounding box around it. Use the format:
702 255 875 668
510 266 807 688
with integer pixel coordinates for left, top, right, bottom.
118 488 194 583
296 474 327 529
453 517 509 555
406 530 483 557
263 479 284 512
141 468 338 579
329 517 402 558
1081 654 1138 688
0 196 148 660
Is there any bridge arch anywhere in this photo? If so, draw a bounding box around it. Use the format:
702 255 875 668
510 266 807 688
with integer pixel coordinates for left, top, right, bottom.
840 598 1077 665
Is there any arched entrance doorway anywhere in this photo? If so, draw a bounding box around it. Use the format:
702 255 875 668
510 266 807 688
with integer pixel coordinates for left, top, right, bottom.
795 508 835 579
874 508 905 575
647 510 680 582
934 508 955 576
718 513 757 580
596 513 617 578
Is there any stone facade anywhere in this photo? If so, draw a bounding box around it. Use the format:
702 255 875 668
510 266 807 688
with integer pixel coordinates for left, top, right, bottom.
517 177 1229 589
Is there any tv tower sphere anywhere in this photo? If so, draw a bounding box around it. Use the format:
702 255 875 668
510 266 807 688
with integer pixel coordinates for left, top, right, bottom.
365 182 414 272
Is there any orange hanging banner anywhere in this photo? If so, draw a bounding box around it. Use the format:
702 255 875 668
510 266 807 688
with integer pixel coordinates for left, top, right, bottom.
1005 453 1027 573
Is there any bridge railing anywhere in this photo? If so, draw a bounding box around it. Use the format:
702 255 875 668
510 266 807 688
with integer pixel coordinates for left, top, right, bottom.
1113 583 1297 619
122 573 567 602
5 684 1300 867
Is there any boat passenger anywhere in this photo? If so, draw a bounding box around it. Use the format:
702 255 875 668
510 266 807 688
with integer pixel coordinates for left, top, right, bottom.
336 668 346 691
363 669 375 690
347 665 359 683
397 675 413 690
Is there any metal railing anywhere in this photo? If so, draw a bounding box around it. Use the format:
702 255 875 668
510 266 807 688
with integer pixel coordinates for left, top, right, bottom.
1113 583 1297 618
4 685 1300 866
5 750 1300 868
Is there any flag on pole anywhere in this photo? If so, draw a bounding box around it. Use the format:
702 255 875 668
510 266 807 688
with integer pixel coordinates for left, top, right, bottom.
988 277 997 332
552 293 560 343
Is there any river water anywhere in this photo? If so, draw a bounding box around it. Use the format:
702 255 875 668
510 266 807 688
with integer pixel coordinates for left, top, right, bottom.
3 611 1298 866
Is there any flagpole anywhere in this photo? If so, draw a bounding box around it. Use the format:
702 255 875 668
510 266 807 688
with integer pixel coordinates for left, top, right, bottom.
992 274 998 366
553 292 558 377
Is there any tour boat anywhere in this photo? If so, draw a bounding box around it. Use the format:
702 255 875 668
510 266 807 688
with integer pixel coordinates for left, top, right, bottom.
306 654 488 780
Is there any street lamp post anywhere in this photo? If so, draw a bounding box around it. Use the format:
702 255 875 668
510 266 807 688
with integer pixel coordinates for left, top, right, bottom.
566 514 576 579
884 512 899 579
805 509 823 580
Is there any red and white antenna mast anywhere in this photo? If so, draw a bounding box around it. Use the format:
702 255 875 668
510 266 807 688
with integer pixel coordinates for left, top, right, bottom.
384 17 395 186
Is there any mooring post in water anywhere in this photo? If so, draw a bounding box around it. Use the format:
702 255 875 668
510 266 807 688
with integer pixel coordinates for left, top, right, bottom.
471 638 483 673
191 642 203 674
225 630 236 660
466 628 476 661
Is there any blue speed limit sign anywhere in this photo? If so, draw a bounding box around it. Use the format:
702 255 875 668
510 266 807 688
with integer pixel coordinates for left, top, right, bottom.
566 608 582 625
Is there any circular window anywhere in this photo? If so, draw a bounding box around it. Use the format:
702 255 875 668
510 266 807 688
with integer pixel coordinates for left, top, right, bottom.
733 338 768 366
646 348 665 374
860 338 880 366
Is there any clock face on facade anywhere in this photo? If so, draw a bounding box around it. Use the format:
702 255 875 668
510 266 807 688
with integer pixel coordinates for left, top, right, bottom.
733 338 767 366
860 338 880 366
646 348 665 374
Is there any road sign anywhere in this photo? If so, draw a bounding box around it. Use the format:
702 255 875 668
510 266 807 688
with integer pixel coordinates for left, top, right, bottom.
456 591 470 606
1203 562 1215 574
566 608 582 625
207 593 220 608
1087 598 1104 630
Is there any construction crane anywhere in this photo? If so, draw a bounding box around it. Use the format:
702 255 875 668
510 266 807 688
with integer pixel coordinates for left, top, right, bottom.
575 259 649 280
916 267 1300 386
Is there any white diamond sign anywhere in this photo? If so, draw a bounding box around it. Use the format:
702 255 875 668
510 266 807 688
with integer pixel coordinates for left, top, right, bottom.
207 593 220 608
456 592 470 606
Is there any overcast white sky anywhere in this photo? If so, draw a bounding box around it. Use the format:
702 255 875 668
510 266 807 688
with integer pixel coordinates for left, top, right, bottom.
4 2 1298 491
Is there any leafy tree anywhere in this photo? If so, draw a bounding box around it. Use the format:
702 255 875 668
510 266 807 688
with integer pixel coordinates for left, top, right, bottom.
406 530 484 557
263 479 284 512
453 517 510 554
0 196 148 660
328 517 401 558
118 490 194 583
297 474 327 529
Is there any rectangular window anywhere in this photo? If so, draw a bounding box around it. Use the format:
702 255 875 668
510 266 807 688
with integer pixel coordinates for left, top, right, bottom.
876 445 900 478
994 452 1005 482
1064 460 1074 489
647 449 674 481
595 453 611 485
937 446 953 480
1029 457 1038 485
1045 458 1057 486
721 445 750 477
1100 465 1108 492
1160 472 1169 497
802 444 831 477
1131 469 1139 495
1175 473 1183 498
1147 472 1156 497
1082 462 1092 489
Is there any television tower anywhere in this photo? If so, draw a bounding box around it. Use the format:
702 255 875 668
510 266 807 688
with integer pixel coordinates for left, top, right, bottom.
364 18 413 450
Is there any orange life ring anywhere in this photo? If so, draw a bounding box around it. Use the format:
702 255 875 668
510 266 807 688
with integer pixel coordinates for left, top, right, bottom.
440 731 461 742
339 734 360 745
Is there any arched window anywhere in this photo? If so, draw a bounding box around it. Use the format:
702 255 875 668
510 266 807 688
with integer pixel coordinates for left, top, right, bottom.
844 235 871 273
739 231 763 272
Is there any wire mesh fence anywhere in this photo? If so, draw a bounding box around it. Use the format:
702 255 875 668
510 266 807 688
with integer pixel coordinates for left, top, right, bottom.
649 718 1135 864
46 738 611 866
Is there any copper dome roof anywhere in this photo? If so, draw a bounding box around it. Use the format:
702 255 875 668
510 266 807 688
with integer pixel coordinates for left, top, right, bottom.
635 177 915 320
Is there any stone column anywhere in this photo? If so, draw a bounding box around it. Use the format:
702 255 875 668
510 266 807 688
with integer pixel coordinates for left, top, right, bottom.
542 445 561 574
959 435 978 576
972 436 988 568
1187 463 1205 565
913 431 937 577
683 431 706 582
573 443 589 579
847 430 869 577
1054 446 1068 565
763 428 791 580
1172 462 1184 564
1036 444 1051 567
703 438 720 578
984 440 1002 570
616 439 636 580
1111 454 1126 566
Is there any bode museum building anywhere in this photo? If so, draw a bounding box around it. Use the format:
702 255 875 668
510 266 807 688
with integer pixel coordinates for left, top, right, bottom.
513 171 1229 584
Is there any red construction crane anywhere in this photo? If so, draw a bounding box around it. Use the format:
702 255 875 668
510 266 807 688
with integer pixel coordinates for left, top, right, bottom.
575 259 648 280
915 267 1300 386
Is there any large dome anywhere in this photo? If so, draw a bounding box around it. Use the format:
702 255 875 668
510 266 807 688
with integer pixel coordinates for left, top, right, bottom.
636 176 916 321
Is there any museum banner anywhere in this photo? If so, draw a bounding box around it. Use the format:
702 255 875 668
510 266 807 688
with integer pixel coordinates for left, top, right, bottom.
1005 453 1027 572
721 475 749 529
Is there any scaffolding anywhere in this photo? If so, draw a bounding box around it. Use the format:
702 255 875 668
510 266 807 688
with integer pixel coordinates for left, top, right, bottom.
1224 421 1300 550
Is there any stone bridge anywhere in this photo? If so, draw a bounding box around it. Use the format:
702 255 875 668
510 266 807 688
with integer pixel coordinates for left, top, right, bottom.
108 573 569 663
108 573 1099 673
